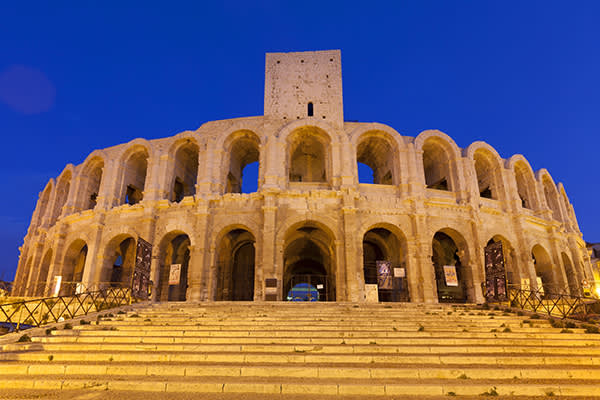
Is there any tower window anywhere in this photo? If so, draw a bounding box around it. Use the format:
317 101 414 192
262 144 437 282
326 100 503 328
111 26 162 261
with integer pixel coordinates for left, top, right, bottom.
308 102 314 117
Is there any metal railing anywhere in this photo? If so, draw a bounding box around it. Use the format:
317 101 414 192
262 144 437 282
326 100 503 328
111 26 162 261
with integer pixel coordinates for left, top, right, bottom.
507 284 600 321
0 286 133 334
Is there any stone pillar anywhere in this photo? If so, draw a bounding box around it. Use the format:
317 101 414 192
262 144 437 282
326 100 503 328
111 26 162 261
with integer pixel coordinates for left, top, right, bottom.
341 193 361 302
24 240 45 296
334 239 345 301
261 194 278 300
405 241 422 302
145 153 170 201
81 219 106 290
97 159 120 210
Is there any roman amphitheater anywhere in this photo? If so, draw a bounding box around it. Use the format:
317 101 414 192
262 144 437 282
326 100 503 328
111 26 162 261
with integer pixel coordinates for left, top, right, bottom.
11 50 594 304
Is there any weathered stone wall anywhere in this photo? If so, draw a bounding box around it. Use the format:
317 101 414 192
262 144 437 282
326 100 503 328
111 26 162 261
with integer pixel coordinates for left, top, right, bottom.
12 50 593 303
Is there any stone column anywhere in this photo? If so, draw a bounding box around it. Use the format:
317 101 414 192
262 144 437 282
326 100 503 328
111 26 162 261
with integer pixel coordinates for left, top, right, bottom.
261 194 278 300
188 203 210 301
341 193 361 302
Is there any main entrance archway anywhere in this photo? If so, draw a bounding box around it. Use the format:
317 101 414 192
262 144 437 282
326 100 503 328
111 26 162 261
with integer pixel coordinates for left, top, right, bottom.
283 222 335 301
215 228 255 301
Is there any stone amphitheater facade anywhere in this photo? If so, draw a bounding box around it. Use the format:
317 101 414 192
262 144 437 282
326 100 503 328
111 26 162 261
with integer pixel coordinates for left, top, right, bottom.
12 50 593 303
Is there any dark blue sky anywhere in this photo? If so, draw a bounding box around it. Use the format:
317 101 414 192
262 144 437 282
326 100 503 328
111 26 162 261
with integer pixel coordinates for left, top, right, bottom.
1 2 598 281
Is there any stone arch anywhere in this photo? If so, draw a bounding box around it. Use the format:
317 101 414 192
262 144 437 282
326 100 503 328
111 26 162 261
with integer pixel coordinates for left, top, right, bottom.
17 257 33 296
485 234 519 285
531 244 559 295
507 155 538 210
537 169 562 222
286 126 331 184
466 142 504 200
557 183 577 228
78 155 104 211
283 220 336 301
101 234 137 286
118 144 150 206
431 228 475 303
36 248 53 297
156 230 192 301
222 130 261 194
561 251 579 295
361 222 409 302
60 239 88 295
36 180 54 226
214 226 256 301
169 138 199 202
49 167 73 225
355 130 399 185
415 130 461 192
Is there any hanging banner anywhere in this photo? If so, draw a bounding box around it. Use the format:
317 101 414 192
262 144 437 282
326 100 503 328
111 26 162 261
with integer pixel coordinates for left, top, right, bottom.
169 264 182 285
377 260 393 290
484 241 507 302
52 275 62 297
132 237 152 299
443 266 458 287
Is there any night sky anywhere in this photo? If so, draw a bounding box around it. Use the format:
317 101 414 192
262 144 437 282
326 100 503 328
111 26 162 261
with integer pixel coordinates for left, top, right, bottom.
1 2 599 281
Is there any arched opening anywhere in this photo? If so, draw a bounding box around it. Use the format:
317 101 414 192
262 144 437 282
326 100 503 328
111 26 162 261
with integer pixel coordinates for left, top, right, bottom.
288 127 329 183
423 139 452 191
49 171 71 225
215 229 255 301
120 147 148 205
225 131 260 194
36 183 53 226
514 161 535 210
158 234 191 301
432 231 472 303
542 176 561 221
80 157 104 211
103 237 136 287
362 227 409 302
61 239 88 295
283 223 335 301
36 249 52 297
473 150 498 199
357 134 395 185
487 236 518 286
172 142 199 202
561 252 579 295
532 244 558 296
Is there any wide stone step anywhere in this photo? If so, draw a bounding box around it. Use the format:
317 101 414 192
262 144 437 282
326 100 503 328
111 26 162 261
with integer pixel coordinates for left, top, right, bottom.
0 374 599 397
1 361 600 380
10 341 600 356
3 350 599 366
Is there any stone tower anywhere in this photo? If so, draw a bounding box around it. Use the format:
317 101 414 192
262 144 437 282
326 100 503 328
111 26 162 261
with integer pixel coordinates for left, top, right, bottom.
264 50 343 129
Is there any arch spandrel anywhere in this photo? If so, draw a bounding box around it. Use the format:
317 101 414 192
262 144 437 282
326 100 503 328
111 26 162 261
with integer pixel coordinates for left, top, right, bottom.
276 217 339 246
276 119 343 145
414 130 462 160
465 141 503 165
210 223 259 251
215 120 265 150
349 123 407 150
167 133 200 158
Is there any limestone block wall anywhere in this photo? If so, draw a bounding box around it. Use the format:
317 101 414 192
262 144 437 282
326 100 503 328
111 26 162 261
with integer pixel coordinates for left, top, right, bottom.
12 116 592 303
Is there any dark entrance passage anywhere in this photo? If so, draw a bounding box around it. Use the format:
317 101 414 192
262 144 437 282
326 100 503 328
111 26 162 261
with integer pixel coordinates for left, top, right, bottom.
283 223 336 301
216 229 255 301
363 227 409 302
285 260 329 301
432 231 469 303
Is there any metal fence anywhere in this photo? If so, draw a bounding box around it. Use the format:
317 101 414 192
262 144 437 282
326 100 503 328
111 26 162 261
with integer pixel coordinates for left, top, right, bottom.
507 284 600 321
0 286 133 334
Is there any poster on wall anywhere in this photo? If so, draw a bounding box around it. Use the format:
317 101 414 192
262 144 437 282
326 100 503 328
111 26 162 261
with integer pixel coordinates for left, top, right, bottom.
132 237 152 299
394 267 406 278
443 266 458 287
169 264 182 285
377 261 393 290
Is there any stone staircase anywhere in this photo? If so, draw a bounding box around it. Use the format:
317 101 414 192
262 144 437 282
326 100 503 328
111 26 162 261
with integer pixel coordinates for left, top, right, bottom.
1 301 600 399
